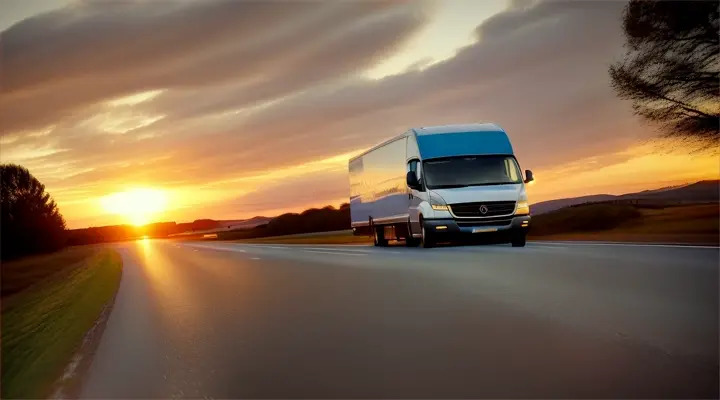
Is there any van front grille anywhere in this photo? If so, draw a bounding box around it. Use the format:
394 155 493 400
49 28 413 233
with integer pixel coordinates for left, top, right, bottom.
449 201 516 217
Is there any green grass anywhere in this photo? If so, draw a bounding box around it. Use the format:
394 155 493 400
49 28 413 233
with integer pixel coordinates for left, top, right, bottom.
1 245 105 298
1 248 123 399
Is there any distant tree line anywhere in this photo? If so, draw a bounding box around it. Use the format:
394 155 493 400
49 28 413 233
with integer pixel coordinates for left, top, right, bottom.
65 222 180 246
63 205 351 244
217 204 351 240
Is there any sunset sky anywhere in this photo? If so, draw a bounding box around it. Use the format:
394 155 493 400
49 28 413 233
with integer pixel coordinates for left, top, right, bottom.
1 0 717 229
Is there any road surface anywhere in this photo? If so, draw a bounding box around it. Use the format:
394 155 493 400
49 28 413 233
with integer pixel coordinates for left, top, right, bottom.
80 240 718 399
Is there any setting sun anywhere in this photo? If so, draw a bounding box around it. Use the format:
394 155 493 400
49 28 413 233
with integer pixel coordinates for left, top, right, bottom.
100 188 168 226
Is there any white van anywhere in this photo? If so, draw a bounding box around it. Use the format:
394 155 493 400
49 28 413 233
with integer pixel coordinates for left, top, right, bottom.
348 123 534 248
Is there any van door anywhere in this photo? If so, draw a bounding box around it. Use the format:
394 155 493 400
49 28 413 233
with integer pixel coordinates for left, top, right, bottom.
407 159 426 235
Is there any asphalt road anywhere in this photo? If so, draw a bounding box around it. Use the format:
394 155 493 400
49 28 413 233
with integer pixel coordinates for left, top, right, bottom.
80 240 719 399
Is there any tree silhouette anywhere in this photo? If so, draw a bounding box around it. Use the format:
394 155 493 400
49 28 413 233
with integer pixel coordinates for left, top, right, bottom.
609 0 719 141
1 164 67 260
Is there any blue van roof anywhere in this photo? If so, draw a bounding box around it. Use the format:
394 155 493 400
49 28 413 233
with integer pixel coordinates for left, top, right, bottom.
412 123 514 159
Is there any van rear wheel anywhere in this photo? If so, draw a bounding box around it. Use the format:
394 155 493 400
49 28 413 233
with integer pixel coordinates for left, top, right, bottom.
405 220 419 247
374 226 388 247
405 236 420 247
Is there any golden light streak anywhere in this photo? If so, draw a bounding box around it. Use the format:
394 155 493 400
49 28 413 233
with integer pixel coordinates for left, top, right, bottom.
106 90 164 107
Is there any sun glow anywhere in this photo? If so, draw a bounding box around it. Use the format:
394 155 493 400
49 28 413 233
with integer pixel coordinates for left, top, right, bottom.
100 188 168 226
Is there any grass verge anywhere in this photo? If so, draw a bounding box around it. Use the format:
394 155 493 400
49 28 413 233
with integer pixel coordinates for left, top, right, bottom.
1 248 123 399
1 245 106 298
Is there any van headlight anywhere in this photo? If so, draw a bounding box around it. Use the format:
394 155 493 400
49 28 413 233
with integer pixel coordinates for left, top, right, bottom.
516 200 530 215
429 193 449 211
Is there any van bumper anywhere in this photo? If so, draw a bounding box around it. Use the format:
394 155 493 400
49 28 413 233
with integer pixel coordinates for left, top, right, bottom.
423 215 530 242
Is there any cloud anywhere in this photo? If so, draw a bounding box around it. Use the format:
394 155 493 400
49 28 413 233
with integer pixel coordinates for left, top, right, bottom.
0 0 433 135
180 0 638 170
216 169 350 216
5 0 697 227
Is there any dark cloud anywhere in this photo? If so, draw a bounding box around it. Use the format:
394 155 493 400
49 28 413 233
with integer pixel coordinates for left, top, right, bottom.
477 0 595 41
143 3 430 121
0 0 432 134
183 0 635 169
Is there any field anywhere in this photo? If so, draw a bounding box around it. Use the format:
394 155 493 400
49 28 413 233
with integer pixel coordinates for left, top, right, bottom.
1 247 123 399
227 204 718 246
529 203 718 244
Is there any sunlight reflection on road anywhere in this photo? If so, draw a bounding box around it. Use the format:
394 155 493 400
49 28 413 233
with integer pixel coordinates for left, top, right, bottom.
136 238 198 313
135 239 211 398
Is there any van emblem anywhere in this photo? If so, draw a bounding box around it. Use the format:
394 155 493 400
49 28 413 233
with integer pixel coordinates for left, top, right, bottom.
479 205 489 215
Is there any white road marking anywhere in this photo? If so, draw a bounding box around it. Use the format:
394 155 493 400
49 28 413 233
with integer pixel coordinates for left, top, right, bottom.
250 257 261 260
532 241 719 249
528 244 569 250
309 244 372 247
304 247 372 252
181 243 246 253
302 250 368 256
307 247 404 254
231 244 403 254
242 244 374 249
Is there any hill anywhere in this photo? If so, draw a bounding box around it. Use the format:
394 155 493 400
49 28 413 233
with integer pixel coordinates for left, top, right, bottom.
626 180 718 201
531 179 718 215
530 194 617 215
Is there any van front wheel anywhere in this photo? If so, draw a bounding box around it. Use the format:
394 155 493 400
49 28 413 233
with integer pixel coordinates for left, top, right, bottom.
421 224 435 248
511 232 527 247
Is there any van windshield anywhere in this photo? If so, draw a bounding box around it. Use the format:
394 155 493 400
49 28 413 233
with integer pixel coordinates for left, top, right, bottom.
423 156 522 189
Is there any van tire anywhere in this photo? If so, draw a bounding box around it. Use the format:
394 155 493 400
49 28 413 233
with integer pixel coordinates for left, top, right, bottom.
374 226 388 247
405 220 420 247
511 232 527 247
420 224 434 248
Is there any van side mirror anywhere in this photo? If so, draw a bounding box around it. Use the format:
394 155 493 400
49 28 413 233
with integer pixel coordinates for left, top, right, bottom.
524 169 534 183
406 171 421 190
